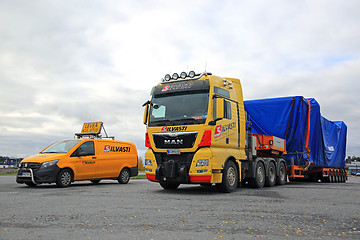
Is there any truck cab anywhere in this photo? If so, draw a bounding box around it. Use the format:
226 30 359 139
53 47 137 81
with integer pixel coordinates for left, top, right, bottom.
143 72 248 192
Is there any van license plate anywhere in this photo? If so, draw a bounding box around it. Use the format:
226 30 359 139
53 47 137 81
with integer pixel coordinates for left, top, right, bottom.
167 149 180 155
22 172 31 177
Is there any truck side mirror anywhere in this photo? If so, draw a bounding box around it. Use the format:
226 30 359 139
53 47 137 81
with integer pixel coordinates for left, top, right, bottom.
143 104 149 125
215 98 225 120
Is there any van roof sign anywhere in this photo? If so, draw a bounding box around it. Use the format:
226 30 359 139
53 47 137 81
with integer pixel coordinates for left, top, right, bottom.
81 122 103 134
76 122 114 139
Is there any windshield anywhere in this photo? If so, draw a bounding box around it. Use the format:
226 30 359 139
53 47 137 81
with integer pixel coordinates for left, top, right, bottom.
149 90 209 126
41 140 81 154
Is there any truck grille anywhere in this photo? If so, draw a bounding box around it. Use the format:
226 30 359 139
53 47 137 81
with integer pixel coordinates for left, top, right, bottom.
152 132 198 149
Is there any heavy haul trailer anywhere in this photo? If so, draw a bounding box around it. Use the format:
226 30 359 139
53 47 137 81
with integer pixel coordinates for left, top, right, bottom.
142 72 347 192
244 96 348 183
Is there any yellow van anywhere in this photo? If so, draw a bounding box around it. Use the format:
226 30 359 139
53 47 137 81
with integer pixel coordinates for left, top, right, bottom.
16 138 138 187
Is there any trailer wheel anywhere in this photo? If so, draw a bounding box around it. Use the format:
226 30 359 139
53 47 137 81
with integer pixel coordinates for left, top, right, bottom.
216 160 238 193
159 182 180 190
276 162 286 185
249 161 265 188
265 162 276 187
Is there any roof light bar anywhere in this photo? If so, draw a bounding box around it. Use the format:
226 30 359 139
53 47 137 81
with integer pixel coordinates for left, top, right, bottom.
161 71 212 83
180 72 187 79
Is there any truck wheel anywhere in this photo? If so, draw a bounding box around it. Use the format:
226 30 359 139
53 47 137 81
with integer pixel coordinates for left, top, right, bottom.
159 182 180 190
118 168 130 184
249 161 265 188
276 162 286 185
265 162 276 187
56 169 72 188
216 160 238 193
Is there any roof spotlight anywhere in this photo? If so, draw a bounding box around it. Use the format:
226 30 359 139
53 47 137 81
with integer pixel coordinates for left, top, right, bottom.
189 71 195 78
164 74 171 81
172 73 179 80
180 72 187 79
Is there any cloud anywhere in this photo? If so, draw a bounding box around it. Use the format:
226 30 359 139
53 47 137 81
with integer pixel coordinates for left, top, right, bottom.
0 0 359 158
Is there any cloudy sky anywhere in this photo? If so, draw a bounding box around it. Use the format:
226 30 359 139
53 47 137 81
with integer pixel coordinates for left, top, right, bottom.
1 0 359 159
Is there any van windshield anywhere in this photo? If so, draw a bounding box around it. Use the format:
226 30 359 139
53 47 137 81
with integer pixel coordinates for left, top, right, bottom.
148 90 209 126
42 140 81 154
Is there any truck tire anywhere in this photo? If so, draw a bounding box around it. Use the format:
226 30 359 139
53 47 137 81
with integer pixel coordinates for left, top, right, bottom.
118 168 130 184
56 169 72 188
265 162 276 187
276 162 286 185
159 182 180 190
216 161 238 193
249 161 265 188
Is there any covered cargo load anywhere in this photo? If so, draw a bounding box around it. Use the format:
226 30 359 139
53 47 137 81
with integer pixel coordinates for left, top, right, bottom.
244 96 347 169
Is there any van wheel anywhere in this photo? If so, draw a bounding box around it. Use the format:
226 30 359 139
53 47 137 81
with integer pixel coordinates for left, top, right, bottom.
276 162 286 185
25 182 37 187
265 162 276 187
91 180 101 184
249 161 265 188
216 160 238 193
118 168 130 184
56 169 72 188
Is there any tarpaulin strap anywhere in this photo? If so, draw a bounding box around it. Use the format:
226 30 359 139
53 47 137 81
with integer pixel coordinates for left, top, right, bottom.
285 98 296 140
305 99 311 149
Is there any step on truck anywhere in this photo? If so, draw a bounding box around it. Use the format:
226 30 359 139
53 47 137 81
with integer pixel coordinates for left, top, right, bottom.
142 72 347 192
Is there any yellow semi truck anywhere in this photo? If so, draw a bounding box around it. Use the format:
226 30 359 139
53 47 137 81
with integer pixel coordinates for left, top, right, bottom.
143 71 347 192
142 72 287 192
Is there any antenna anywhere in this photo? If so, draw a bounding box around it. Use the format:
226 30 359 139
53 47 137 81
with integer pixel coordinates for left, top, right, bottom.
204 60 207 72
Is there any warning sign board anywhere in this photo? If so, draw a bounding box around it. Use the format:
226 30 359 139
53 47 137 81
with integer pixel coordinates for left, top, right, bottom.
81 122 103 134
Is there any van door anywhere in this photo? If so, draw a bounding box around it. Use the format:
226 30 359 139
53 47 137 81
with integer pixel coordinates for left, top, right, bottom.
95 141 125 179
70 141 96 180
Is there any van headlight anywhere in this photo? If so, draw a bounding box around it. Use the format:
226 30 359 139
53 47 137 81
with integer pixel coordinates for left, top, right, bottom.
196 159 209 167
145 159 153 166
40 160 59 169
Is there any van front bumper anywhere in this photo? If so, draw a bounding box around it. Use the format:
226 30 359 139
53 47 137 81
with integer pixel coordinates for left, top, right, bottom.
16 164 61 184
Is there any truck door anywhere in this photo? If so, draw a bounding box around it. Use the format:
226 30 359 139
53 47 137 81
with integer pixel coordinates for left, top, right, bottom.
70 141 96 180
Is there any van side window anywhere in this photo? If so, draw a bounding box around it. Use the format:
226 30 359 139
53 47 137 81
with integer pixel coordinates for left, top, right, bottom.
71 141 95 157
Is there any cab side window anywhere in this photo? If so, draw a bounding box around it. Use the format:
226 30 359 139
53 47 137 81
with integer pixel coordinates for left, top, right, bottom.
224 100 232 119
71 141 95 157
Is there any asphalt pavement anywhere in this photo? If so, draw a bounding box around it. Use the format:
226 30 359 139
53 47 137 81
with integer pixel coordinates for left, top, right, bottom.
0 175 359 240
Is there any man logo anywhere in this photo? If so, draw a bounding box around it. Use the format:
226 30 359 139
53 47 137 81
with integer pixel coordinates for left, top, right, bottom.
164 139 183 145
103 145 111 153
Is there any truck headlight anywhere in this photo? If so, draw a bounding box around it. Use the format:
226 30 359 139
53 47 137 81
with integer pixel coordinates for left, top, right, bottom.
145 159 153 166
196 159 209 167
40 160 59 169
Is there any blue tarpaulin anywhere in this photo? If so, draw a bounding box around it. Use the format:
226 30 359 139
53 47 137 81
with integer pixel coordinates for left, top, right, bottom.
244 96 347 169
